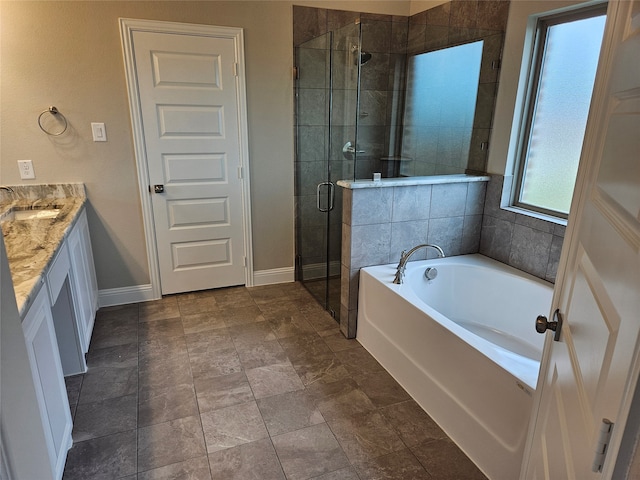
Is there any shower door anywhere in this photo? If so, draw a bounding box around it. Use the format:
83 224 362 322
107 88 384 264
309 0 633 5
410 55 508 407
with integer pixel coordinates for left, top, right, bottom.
295 22 362 319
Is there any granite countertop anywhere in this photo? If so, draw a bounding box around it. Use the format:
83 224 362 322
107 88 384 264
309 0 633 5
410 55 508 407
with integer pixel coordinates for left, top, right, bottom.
0 184 87 316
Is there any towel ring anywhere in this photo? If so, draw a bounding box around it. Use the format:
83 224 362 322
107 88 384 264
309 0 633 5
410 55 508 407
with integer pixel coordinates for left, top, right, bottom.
38 106 68 136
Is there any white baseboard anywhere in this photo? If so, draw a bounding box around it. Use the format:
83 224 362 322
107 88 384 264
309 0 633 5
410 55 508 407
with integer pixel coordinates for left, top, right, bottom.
98 284 157 308
252 267 295 286
302 261 341 280
98 269 298 307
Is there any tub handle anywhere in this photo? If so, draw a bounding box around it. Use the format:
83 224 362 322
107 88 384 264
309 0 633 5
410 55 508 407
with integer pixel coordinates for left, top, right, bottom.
535 309 563 341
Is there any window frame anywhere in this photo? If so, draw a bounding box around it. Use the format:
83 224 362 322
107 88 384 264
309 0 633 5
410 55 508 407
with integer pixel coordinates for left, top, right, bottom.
511 3 608 220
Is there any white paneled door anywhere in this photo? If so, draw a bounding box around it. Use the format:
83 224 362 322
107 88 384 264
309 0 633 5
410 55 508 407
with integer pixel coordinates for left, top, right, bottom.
122 21 251 295
522 0 640 478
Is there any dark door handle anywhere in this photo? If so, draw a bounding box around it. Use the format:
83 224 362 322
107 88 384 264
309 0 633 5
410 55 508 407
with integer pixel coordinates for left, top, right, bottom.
154 185 165 193
535 308 563 341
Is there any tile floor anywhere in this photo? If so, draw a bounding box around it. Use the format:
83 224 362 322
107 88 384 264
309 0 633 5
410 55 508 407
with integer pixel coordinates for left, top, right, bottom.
62 282 487 480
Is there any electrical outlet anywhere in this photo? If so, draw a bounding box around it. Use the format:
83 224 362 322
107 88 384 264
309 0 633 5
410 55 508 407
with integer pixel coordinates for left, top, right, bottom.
17 160 35 180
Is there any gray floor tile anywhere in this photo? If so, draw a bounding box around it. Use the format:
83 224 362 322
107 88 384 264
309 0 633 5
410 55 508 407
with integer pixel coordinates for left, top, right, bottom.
334 346 386 377
304 309 341 334
236 339 289 369
65 374 83 408
86 342 138 369
411 438 488 479
353 448 431 480
288 349 350 386
312 467 361 480
272 423 349 480
89 317 138 350
353 370 411 408
138 335 189 362
306 378 376 421
138 383 199 427
229 322 277 348
194 372 254 414
212 286 256 310
176 291 218 316
73 394 137 442
138 354 193 390
185 328 235 354
137 455 211 480
181 311 226 335
78 366 138 405
63 430 137 480
200 401 269 453
137 416 207 472
257 389 324 436
138 317 184 342
139 296 180 323
327 410 405 464
379 400 448 447
65 284 482 480
322 332 360 352
245 363 305 399
208 438 285 480
221 305 265 327
189 345 243 381
267 313 316 339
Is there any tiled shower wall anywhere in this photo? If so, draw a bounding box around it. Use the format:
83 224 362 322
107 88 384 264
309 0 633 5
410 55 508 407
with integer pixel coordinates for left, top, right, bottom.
340 175 566 338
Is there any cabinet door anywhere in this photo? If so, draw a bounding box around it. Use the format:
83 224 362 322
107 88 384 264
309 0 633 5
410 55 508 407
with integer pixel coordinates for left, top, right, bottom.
22 285 73 479
67 208 98 353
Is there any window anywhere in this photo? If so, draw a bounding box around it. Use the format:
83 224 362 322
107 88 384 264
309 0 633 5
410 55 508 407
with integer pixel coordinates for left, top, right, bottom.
513 5 607 218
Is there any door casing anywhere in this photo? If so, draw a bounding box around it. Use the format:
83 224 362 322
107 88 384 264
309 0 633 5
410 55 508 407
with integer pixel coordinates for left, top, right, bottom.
120 18 254 299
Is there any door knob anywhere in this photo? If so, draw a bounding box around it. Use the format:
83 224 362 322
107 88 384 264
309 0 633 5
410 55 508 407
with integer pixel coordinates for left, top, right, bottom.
535 308 563 341
153 185 165 193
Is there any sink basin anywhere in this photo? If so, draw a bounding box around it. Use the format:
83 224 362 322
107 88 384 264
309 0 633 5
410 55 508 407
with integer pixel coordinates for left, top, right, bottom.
2 208 61 221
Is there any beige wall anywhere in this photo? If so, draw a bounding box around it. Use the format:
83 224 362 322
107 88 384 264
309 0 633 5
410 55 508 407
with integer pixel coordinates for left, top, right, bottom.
487 0 595 175
0 0 592 293
0 0 411 291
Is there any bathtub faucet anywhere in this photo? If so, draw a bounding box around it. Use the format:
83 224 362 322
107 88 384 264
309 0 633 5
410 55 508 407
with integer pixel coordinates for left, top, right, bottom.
393 244 445 284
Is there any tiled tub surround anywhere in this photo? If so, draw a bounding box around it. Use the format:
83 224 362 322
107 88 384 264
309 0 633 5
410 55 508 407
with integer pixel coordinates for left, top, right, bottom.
0 183 87 315
338 174 565 338
480 174 565 283
338 175 489 338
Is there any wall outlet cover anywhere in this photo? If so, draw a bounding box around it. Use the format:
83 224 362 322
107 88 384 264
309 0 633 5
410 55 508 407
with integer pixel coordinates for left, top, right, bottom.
17 160 35 179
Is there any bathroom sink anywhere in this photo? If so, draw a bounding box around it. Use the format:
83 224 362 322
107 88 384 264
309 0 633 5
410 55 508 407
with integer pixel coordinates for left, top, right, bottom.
2 208 61 221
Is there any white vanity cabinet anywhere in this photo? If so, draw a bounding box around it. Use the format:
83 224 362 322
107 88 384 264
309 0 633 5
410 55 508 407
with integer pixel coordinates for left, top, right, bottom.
67 208 98 353
22 284 73 480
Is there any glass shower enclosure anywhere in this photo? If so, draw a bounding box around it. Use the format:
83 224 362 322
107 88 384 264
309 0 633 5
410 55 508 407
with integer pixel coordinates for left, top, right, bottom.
294 22 363 320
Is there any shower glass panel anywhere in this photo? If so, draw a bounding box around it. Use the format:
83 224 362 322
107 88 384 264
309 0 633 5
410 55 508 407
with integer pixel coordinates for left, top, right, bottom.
295 23 362 320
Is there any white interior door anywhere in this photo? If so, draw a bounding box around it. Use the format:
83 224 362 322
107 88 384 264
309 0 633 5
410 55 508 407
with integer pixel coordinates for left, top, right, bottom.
127 24 250 295
522 0 640 478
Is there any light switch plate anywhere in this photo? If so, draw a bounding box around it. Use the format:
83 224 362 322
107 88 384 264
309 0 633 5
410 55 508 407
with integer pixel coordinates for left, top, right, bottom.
91 122 107 142
17 160 35 179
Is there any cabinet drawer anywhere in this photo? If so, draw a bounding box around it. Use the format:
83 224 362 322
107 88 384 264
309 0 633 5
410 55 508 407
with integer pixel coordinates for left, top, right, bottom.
46 245 70 302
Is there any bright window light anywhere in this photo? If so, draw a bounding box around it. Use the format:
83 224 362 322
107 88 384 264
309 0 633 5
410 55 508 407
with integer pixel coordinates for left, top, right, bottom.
516 8 606 217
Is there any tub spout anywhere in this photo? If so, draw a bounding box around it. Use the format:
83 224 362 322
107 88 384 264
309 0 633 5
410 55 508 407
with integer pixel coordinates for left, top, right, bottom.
393 244 445 284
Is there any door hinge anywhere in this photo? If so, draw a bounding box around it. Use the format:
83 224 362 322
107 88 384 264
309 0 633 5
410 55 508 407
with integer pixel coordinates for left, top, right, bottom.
237 166 243 179
293 66 299 80
233 62 239 77
243 256 247 267
592 418 614 473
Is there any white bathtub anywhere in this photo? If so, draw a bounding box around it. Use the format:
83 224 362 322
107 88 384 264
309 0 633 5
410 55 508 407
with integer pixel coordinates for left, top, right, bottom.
357 254 553 480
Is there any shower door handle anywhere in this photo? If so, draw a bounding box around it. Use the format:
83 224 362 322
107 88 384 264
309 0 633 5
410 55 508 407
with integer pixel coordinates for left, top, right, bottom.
342 141 365 154
316 182 335 212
